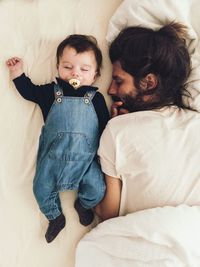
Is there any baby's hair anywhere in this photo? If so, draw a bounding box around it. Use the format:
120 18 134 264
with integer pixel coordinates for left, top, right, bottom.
56 34 102 76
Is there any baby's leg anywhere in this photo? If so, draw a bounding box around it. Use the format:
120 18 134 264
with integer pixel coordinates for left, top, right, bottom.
33 174 62 220
75 159 106 226
33 163 65 243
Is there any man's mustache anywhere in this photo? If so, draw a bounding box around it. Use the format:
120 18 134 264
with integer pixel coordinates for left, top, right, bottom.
111 95 122 102
110 93 144 112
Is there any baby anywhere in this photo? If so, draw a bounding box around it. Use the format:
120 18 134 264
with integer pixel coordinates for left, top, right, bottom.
6 34 109 243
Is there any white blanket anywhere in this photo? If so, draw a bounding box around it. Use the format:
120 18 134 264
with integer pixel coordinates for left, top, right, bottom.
76 205 200 267
0 1 122 267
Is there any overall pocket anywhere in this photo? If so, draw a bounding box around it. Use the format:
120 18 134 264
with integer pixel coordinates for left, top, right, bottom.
48 132 93 162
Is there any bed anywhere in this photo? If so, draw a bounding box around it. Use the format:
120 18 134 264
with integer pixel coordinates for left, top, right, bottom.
0 1 122 267
75 0 200 266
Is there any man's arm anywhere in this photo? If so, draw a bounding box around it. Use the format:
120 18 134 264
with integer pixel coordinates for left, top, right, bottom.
95 174 122 221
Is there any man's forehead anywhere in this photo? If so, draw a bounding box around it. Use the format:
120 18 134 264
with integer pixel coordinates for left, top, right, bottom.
112 62 126 78
113 61 121 70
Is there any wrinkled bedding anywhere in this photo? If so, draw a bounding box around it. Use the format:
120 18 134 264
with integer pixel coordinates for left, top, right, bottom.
76 205 200 267
0 1 122 267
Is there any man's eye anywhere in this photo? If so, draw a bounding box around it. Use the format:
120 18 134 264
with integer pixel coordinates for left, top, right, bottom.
115 80 122 85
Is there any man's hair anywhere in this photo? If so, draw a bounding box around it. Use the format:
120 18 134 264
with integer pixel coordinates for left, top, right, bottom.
56 34 102 77
109 22 192 110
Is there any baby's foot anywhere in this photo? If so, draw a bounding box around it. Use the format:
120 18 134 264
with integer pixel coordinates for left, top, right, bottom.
45 213 66 243
74 198 94 226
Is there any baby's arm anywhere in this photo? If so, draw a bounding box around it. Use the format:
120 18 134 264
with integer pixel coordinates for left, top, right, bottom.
6 57 23 80
5 57 53 106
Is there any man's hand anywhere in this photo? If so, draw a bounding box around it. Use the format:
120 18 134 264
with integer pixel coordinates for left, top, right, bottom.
6 57 23 80
110 101 129 118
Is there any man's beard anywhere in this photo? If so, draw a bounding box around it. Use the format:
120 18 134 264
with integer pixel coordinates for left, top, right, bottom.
112 91 157 113
121 94 146 112
111 93 144 112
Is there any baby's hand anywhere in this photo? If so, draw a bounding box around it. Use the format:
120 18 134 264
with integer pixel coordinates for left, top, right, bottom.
6 57 23 79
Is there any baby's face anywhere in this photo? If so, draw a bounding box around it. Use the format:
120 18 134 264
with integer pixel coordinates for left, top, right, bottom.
57 46 97 87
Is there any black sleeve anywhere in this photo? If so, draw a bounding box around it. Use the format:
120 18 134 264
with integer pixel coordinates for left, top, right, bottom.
12 73 54 106
93 92 110 135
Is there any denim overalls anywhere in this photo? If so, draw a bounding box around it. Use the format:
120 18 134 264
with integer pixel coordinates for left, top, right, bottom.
33 84 105 220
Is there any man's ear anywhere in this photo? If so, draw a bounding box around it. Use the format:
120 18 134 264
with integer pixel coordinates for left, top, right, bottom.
140 73 157 90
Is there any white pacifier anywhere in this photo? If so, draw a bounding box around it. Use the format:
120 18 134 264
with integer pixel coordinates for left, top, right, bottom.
69 78 81 89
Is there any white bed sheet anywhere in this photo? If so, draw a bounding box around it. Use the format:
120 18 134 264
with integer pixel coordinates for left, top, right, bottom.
0 1 122 267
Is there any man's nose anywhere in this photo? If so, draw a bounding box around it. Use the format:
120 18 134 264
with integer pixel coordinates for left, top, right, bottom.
108 81 116 95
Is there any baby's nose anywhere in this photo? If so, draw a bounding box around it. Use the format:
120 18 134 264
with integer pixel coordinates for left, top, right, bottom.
71 69 80 78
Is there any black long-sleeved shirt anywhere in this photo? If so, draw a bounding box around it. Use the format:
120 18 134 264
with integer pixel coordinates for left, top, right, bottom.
13 74 110 134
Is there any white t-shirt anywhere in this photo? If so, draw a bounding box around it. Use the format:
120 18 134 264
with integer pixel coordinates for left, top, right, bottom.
98 106 200 216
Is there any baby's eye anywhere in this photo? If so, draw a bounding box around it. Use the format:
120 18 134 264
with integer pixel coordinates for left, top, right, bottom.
81 68 89 72
64 66 72 69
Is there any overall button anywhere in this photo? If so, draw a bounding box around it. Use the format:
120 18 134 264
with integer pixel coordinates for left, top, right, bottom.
84 98 90 104
86 92 92 97
57 97 62 103
56 91 61 96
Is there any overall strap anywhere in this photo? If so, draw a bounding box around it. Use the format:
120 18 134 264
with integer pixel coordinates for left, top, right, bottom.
54 84 63 103
83 90 96 105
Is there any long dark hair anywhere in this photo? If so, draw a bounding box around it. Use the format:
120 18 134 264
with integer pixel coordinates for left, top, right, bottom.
109 22 193 110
